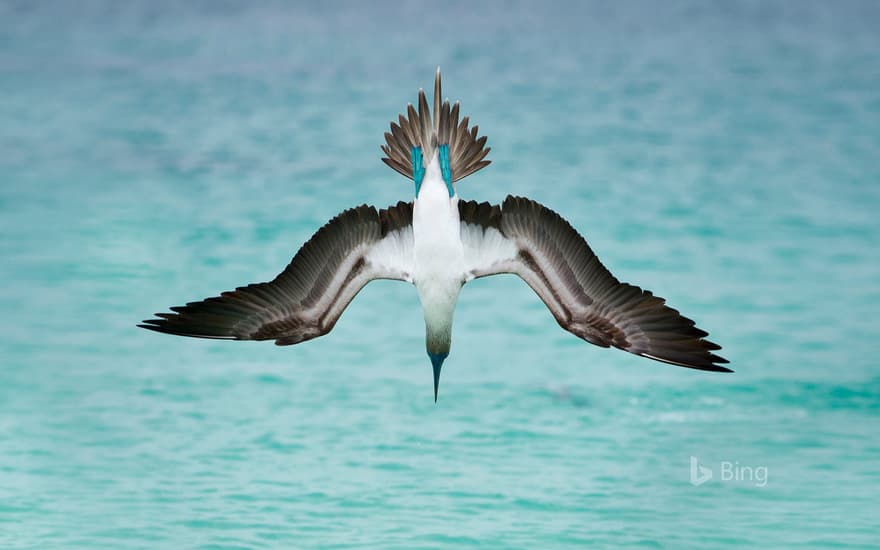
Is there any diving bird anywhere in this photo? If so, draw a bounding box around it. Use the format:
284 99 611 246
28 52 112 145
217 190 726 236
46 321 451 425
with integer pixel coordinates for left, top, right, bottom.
140 68 730 401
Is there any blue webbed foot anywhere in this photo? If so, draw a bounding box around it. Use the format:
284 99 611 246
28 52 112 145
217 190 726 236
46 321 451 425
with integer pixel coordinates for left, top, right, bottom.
410 146 426 195
439 144 453 197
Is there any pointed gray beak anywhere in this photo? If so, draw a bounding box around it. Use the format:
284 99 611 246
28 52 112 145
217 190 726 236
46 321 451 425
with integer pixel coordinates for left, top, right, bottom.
428 352 448 403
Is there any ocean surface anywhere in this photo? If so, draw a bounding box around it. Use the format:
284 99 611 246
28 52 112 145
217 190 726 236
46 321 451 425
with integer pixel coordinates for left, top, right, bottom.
1 1 879 547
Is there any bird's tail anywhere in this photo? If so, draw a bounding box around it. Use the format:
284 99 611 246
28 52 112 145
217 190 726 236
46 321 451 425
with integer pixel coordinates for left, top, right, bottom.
381 67 491 183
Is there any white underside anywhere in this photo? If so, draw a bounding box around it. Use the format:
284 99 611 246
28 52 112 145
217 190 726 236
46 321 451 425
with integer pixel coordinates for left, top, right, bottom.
411 153 465 340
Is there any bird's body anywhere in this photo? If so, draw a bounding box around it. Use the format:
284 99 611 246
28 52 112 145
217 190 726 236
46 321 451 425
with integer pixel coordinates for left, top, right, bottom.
141 69 730 401
413 152 462 360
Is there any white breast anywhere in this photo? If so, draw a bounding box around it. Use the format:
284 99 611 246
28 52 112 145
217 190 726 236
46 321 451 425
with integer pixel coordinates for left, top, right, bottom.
411 154 465 310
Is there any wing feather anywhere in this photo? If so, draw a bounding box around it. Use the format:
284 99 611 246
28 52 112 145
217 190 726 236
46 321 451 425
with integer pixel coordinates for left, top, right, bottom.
140 202 414 345
460 196 730 372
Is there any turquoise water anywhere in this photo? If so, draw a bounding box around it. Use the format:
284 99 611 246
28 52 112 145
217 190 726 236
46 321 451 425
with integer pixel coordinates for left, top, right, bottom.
2 1 879 547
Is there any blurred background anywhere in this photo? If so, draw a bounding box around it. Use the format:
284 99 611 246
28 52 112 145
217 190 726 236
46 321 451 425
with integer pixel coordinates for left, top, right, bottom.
1 0 878 547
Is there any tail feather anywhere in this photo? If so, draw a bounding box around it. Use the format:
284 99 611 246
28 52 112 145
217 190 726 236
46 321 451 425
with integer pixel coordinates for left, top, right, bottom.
381 67 490 183
418 86 433 150
433 67 442 133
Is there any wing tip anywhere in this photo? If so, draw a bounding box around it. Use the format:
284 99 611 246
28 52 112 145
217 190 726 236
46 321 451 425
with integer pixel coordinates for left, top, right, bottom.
693 365 734 373
137 315 239 340
139 319 168 330
639 351 732 372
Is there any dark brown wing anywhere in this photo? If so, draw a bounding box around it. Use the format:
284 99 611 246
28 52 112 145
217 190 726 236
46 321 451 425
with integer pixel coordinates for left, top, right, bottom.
139 202 414 346
460 196 730 372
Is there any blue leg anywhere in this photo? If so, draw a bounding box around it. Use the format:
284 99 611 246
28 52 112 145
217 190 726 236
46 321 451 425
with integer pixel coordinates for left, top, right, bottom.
411 146 425 195
438 144 454 197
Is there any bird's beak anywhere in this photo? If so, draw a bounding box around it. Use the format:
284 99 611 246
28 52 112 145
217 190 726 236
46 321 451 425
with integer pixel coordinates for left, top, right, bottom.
428 352 448 403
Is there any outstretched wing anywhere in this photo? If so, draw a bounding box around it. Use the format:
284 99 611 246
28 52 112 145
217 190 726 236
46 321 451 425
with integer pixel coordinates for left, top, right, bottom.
140 202 414 346
459 196 730 372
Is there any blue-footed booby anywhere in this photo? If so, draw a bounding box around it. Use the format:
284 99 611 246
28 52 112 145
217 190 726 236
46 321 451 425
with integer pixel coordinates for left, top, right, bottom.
140 68 730 401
